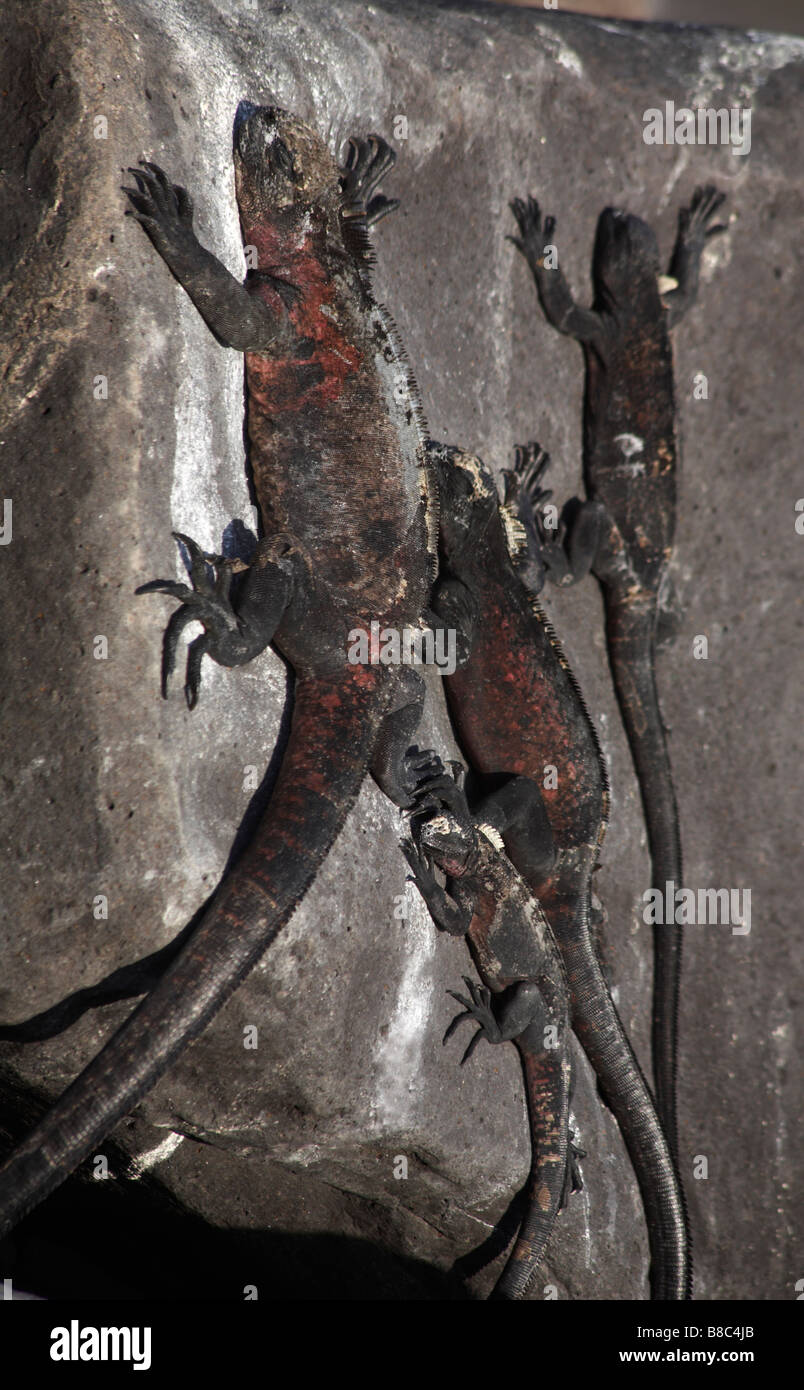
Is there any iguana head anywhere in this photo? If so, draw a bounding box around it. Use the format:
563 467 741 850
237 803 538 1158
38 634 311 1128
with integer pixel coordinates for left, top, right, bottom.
405 755 479 877
431 445 498 565
233 102 341 237
417 809 478 878
592 207 662 308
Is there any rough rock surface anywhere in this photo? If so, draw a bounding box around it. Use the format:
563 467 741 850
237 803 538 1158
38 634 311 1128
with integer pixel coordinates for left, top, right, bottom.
0 0 801 1300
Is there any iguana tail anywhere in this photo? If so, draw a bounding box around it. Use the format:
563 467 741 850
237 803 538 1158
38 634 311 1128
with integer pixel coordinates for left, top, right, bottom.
605 595 682 1163
555 891 690 1300
490 1026 572 1300
0 670 385 1238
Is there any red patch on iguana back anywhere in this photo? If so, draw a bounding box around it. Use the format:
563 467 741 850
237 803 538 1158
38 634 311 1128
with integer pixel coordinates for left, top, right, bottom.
243 223 361 416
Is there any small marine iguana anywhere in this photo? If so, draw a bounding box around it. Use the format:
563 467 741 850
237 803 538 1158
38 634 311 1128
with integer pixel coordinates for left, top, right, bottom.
0 108 437 1235
427 439 690 1299
509 186 726 1162
401 753 581 1301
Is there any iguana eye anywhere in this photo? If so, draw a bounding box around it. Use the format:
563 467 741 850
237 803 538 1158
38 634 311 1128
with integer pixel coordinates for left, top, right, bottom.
272 139 295 177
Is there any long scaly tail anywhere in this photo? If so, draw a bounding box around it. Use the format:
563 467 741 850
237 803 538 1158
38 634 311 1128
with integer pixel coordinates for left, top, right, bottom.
553 893 690 1300
605 596 682 1164
490 1026 572 1300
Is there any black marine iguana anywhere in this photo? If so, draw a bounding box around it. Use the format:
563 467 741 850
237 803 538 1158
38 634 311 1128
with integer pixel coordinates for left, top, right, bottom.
401 752 581 1301
0 108 437 1235
426 439 689 1299
509 187 726 1164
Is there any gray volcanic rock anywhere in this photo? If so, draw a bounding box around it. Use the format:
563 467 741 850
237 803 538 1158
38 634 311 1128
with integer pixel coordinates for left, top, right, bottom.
0 0 801 1300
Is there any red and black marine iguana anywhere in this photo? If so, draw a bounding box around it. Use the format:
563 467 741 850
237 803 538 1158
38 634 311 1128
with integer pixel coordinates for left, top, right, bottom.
0 107 438 1235
424 439 689 1299
401 751 582 1301
509 187 726 1165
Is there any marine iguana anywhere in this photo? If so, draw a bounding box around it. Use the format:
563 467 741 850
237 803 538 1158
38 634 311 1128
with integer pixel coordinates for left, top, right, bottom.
401 753 581 1301
509 186 726 1163
426 439 690 1299
0 108 437 1235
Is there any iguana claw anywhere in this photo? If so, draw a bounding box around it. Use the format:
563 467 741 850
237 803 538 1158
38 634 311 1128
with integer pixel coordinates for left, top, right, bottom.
444 975 502 1060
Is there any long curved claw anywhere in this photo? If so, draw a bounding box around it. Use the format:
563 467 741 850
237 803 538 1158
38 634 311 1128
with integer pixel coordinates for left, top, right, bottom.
681 185 727 241
364 195 399 227
508 194 548 255
399 837 419 870
136 578 195 600
404 747 470 821
127 162 182 218
405 745 445 787
340 134 398 224
340 136 359 175
171 530 205 555
403 746 468 814
365 134 397 181
123 165 166 215
121 187 156 221
161 605 198 699
410 776 465 817
509 194 543 234
446 989 475 1013
444 976 500 1061
140 160 172 189
460 974 488 1007
502 442 552 518
399 836 436 893
407 791 443 826
184 632 209 709
514 441 551 494
341 134 396 190
123 161 196 245
172 531 217 595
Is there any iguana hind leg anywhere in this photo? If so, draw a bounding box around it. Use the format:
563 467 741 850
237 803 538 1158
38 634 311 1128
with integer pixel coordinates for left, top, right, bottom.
446 978 549 1062
137 531 296 708
473 775 556 882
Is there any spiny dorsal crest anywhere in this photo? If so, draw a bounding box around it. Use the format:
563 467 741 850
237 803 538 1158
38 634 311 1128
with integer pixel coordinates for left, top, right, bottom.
499 502 528 562
478 823 505 851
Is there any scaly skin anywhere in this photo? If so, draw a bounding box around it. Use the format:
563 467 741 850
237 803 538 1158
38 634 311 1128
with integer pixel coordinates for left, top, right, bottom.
510 187 726 1165
401 755 580 1301
428 440 690 1299
0 108 436 1237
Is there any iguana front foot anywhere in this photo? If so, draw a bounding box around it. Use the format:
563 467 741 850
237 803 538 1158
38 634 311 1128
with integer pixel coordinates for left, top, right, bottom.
508 195 556 270
137 531 293 708
663 184 727 325
405 746 466 819
500 440 554 591
399 832 471 937
122 161 197 261
507 441 552 511
400 753 476 935
339 134 399 226
677 184 727 247
512 444 610 589
122 158 285 351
